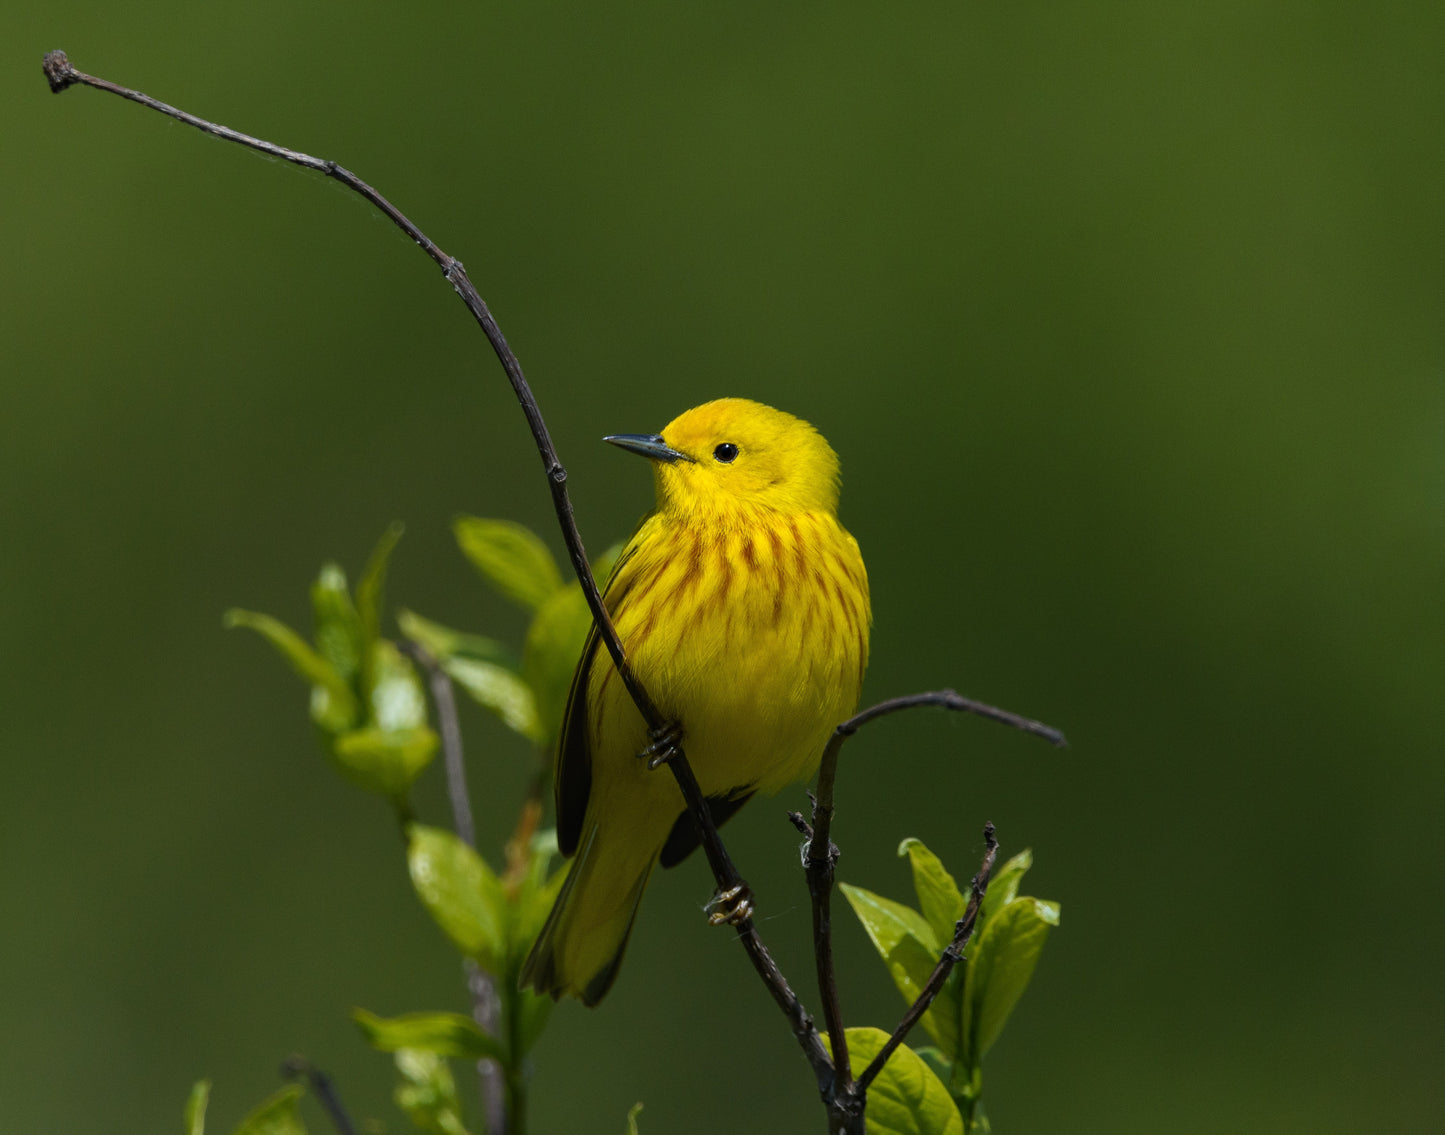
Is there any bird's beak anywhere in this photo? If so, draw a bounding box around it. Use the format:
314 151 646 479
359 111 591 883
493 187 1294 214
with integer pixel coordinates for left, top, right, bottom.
603 433 695 464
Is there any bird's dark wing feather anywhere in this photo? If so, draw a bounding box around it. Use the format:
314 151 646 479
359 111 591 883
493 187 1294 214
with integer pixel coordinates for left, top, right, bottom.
553 531 646 858
658 790 756 868
554 622 598 858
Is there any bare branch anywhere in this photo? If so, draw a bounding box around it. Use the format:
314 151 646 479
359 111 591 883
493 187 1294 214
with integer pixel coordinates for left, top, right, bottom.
831 689 1068 756
401 640 506 1135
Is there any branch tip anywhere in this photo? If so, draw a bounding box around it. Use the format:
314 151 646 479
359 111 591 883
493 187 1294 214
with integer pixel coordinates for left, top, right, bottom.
43 50 78 93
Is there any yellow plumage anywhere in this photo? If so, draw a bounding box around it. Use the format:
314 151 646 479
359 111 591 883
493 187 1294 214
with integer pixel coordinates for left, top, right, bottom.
520 398 870 1005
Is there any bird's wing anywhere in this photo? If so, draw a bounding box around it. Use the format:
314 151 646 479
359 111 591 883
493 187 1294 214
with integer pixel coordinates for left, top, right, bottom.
657 789 755 868
554 621 598 858
554 527 647 858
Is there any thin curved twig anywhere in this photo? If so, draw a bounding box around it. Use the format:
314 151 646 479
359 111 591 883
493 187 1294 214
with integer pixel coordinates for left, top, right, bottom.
42 47 829 1091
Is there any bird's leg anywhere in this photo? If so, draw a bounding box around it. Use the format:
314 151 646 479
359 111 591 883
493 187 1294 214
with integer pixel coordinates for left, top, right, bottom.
639 720 684 770
705 881 756 926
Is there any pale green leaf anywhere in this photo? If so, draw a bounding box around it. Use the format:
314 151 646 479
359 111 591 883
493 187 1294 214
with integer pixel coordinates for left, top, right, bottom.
353 1008 505 1062
332 726 438 798
514 987 556 1059
395 608 540 738
898 838 966 948
368 639 429 732
981 849 1033 925
224 609 357 731
231 1084 308 1135
522 584 593 746
962 897 1061 1067
454 517 563 611
397 609 516 669
840 883 958 1054
824 1028 963 1135
407 825 507 971
443 655 541 741
393 1049 472 1135
310 563 362 684
623 1102 644 1135
355 522 404 649
184 1080 210 1135
509 832 568 963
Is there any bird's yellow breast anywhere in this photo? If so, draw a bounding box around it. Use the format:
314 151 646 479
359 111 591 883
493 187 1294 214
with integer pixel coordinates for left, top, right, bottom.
589 504 869 799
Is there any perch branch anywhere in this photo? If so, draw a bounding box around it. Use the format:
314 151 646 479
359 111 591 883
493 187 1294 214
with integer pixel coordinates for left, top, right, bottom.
41 48 830 1091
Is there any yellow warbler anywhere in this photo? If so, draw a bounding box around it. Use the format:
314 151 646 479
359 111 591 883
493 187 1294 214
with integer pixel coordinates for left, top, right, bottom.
521 398 870 1005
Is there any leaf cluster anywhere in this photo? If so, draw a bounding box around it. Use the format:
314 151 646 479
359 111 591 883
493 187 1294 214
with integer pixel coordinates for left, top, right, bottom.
217 521 624 1134
841 840 1060 1133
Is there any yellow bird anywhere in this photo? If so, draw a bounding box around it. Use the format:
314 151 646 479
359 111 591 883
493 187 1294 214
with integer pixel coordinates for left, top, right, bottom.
521 398 870 1005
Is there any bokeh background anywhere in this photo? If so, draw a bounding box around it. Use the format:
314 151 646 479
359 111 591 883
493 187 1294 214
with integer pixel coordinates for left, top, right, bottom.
6 3 1443 1132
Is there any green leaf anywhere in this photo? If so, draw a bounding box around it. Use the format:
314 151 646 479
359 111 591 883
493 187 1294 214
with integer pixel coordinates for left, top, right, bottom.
224 609 357 731
407 825 508 970
514 987 556 1059
353 1008 505 1062
392 1049 472 1135
910 1047 952 1093
368 639 429 732
824 1028 963 1135
231 1084 308 1135
332 726 438 798
310 563 363 684
898 838 966 948
981 849 1032 925
962 897 1061 1067
396 609 540 735
397 609 517 670
623 1102 644 1135
355 522 404 649
184 1080 210 1135
840 883 958 1054
522 584 594 746
444 654 542 741
454 516 563 611
508 834 568 964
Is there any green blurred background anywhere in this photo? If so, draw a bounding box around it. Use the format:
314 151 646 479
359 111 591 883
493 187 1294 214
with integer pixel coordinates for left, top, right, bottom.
7 3 1443 1132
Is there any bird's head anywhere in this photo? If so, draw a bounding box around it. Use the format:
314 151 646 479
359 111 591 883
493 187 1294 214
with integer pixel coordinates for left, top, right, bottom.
605 398 841 518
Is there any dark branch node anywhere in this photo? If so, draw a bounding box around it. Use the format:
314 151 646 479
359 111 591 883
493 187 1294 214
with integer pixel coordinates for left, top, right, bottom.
43 50 78 93
280 1056 357 1135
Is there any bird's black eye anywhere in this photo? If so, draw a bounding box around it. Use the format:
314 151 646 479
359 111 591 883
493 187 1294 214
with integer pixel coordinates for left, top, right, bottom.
713 442 739 464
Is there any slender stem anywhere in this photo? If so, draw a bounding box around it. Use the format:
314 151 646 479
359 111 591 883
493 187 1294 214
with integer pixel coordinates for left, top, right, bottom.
855 823 998 1094
401 640 506 1135
279 1057 357 1135
827 690 1067 759
805 779 849 1088
40 49 656 725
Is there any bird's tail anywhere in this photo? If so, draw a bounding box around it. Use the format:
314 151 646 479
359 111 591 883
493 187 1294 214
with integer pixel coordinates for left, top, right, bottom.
520 821 657 1006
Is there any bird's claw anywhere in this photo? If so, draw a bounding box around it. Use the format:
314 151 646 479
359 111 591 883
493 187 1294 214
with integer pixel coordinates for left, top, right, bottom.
640 721 683 770
705 882 755 926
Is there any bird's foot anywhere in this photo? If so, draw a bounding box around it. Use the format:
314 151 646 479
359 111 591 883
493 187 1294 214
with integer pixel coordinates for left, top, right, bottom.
640 721 684 770
705 882 755 926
